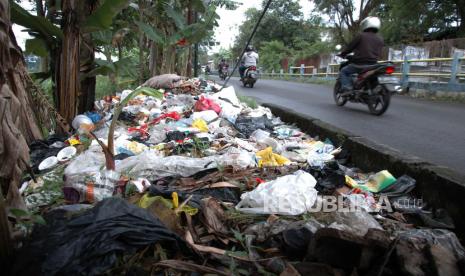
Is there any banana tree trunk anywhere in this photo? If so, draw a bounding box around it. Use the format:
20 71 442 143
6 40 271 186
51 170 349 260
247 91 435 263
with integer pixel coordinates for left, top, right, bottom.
78 0 96 113
0 0 39 265
58 0 80 122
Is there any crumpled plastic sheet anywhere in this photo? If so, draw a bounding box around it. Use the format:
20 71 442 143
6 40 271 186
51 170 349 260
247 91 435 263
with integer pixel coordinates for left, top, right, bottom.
235 115 274 138
399 228 465 260
236 170 318 215
312 208 383 236
116 150 218 179
12 198 193 276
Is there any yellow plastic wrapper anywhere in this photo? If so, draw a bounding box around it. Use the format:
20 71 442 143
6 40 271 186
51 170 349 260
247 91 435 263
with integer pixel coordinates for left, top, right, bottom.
256 147 290 167
127 141 147 154
345 175 358 188
67 138 81 146
192 118 209 132
137 194 198 216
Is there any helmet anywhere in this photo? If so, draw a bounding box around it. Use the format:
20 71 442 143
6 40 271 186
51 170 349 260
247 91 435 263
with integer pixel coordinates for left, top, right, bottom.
221 58 225 62
360 16 381 32
246 45 254 52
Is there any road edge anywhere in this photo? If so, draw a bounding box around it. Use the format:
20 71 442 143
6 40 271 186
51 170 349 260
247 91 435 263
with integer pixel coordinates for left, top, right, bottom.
263 103 465 237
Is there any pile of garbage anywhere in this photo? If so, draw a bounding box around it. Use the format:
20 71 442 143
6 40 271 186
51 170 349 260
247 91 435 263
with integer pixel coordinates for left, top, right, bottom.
13 75 465 275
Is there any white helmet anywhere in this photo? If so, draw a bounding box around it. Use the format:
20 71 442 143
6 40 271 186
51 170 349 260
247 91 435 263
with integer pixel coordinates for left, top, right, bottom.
360 16 381 31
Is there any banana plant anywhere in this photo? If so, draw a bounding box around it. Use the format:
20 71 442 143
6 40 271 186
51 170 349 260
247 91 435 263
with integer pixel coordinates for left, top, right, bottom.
91 86 164 170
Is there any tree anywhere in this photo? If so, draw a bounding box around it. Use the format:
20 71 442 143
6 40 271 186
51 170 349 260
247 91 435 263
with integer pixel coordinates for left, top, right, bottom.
1 0 43 262
233 0 303 56
259 40 289 72
312 0 382 44
379 0 465 43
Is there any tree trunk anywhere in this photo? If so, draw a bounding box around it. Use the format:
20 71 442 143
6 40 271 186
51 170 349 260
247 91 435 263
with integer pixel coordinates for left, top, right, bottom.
0 0 39 265
186 1 193 77
149 41 157 76
456 0 465 36
78 0 96 113
58 0 80 123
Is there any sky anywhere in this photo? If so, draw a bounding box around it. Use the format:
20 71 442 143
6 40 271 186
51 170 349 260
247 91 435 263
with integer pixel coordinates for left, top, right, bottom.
210 0 314 53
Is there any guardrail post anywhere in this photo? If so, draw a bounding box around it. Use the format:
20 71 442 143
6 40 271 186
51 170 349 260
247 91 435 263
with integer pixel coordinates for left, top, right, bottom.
313 68 317 78
449 52 461 86
280 69 283 77
300 64 305 76
289 66 292 74
325 65 330 79
401 57 410 89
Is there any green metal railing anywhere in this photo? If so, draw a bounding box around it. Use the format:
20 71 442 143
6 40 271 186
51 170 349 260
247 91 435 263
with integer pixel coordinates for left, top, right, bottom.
261 54 465 92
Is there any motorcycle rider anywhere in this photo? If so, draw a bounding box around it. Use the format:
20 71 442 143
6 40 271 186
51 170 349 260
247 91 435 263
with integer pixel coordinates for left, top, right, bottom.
338 17 384 94
239 45 259 80
218 58 229 75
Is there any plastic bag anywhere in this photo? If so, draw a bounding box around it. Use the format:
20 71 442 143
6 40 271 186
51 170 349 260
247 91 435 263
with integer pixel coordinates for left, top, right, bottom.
307 151 334 168
72 115 94 133
380 175 416 197
312 209 383 236
210 86 240 106
347 170 397 193
399 229 465 259
116 150 217 179
148 124 167 144
217 147 256 169
235 115 274 138
194 96 222 114
12 198 193 276
191 110 218 122
63 169 119 203
192 118 209 132
256 147 290 167
236 170 318 215
250 129 270 142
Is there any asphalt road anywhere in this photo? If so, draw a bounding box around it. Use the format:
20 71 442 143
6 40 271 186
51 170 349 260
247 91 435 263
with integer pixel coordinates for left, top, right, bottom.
212 76 465 173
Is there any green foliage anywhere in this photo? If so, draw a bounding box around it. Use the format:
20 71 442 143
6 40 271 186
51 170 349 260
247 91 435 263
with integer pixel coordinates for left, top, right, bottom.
379 0 461 43
259 40 289 72
83 0 131 33
25 38 48 57
10 1 63 43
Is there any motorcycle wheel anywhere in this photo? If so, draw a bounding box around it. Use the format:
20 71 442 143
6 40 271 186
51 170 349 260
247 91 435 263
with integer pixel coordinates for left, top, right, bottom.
367 85 391 116
333 80 347 106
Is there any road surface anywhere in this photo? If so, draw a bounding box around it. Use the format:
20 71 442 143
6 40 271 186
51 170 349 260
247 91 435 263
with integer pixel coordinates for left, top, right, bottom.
213 76 465 173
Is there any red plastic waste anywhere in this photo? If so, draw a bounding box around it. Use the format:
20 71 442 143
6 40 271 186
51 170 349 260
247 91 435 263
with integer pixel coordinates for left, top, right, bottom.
149 111 181 125
194 96 222 114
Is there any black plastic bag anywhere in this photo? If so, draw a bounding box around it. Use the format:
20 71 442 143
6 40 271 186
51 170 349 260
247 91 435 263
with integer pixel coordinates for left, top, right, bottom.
29 135 67 172
306 162 345 195
380 175 416 197
13 198 193 276
234 115 273 138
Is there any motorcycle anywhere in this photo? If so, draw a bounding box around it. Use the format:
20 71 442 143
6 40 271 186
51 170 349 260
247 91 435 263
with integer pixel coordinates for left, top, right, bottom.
241 66 258 88
334 49 399 116
219 65 229 80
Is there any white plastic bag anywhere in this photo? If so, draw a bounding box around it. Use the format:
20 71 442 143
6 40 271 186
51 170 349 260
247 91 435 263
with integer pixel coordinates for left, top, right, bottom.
307 151 334 168
217 147 256 169
236 170 318 215
192 110 219 122
116 150 217 178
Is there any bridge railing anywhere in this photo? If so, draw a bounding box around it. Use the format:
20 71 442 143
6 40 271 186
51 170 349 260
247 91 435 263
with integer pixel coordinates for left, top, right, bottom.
261 54 465 92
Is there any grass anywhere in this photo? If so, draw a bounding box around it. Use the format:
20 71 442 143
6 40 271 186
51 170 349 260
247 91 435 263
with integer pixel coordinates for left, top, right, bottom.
261 75 336 86
238 95 258 108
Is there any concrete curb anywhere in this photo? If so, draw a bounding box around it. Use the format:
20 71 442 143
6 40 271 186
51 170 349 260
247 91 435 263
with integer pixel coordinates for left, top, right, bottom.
263 103 465 237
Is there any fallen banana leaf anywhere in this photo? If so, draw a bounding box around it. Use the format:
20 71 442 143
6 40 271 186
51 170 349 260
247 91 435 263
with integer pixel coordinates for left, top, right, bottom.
201 197 229 236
